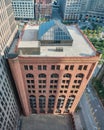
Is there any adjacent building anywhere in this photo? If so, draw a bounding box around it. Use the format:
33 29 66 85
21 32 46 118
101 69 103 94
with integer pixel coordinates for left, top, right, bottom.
12 0 35 20
80 0 104 23
35 0 52 20
0 0 20 129
8 20 101 116
59 0 82 21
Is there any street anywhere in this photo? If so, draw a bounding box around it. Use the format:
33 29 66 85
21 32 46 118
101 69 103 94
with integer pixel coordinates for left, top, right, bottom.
79 64 104 130
80 93 98 130
86 83 104 130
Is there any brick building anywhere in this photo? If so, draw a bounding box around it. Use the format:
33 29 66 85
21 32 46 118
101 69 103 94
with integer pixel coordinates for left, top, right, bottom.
8 20 101 116
35 0 52 20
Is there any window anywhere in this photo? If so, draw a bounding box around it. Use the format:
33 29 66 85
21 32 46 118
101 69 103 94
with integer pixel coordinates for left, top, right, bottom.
56 65 60 70
64 90 67 93
75 90 78 93
74 80 77 83
70 65 74 70
63 73 71 78
70 90 73 93
43 65 47 70
78 65 83 70
39 74 46 78
65 85 68 88
29 65 33 70
51 74 59 78
24 65 28 70
39 90 42 93
31 80 34 83
65 65 69 70
26 73 34 78
76 85 80 89
49 90 52 93
60 90 63 93
78 80 81 83
27 80 30 83
38 65 41 70
83 65 88 70
51 65 55 70
54 90 56 93
61 85 64 88
32 90 35 93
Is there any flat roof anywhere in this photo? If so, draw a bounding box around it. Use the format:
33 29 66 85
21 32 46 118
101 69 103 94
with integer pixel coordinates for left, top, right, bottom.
21 114 74 130
17 24 96 57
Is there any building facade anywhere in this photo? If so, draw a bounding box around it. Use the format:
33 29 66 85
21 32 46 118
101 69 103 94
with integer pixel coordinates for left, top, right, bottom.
0 0 20 130
35 0 52 20
8 20 101 116
59 0 82 21
12 0 35 20
80 0 104 23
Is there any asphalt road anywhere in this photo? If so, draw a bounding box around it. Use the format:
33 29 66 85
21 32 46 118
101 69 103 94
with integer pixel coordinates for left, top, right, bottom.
86 83 104 130
80 94 98 130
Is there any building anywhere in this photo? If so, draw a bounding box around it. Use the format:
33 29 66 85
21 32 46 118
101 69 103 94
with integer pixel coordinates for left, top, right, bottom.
12 0 35 20
0 0 20 130
80 0 104 23
59 0 82 21
8 20 101 116
35 0 52 20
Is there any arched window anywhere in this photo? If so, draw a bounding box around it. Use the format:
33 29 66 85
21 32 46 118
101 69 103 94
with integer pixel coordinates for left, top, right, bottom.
51 73 59 78
39 95 46 109
57 95 65 109
65 95 75 109
63 73 71 78
76 73 84 78
39 73 46 78
48 95 55 109
29 95 37 113
26 73 34 78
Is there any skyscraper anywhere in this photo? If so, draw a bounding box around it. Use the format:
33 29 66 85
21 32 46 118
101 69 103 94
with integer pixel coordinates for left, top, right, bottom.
80 0 104 23
35 0 52 20
8 20 101 116
59 0 82 21
12 0 35 20
0 0 19 129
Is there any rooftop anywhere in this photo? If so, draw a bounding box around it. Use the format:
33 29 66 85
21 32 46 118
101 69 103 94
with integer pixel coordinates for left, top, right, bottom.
9 20 97 57
21 114 74 130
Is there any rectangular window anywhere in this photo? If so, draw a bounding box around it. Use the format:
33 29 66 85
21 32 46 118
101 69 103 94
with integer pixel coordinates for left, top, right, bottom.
49 90 52 93
70 65 74 70
31 80 34 83
56 65 60 70
65 65 69 70
60 90 63 93
32 85 35 88
75 90 78 93
64 90 67 93
38 65 41 70
78 80 81 83
51 65 55 70
74 80 77 83
54 90 56 93
83 65 88 70
78 65 83 70
29 65 33 70
43 65 47 70
27 80 30 83
24 65 28 70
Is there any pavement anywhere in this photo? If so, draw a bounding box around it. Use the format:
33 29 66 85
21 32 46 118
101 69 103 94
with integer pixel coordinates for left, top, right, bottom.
21 114 74 130
80 94 98 130
86 83 104 130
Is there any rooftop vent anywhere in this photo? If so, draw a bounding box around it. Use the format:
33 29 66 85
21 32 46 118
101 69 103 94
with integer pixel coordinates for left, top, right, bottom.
56 47 63 52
